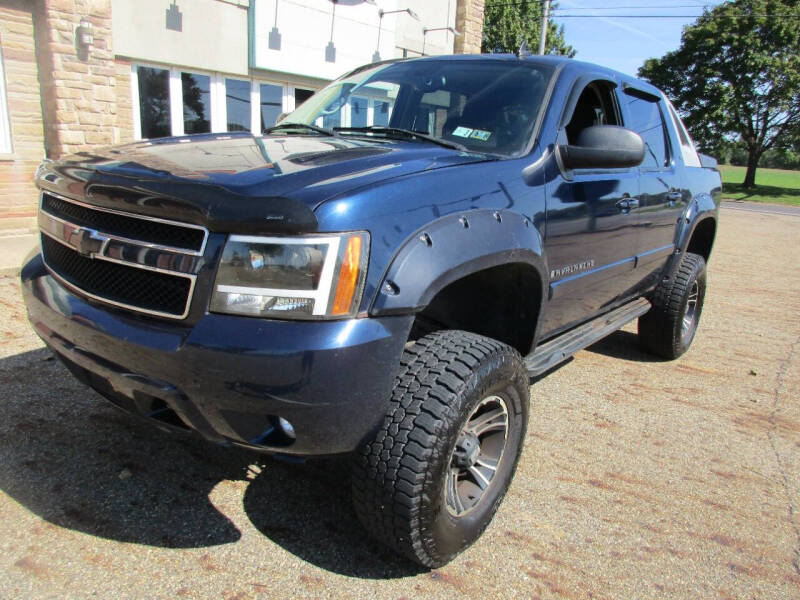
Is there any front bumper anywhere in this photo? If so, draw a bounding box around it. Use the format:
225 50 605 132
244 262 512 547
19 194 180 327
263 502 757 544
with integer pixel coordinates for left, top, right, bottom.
21 253 413 456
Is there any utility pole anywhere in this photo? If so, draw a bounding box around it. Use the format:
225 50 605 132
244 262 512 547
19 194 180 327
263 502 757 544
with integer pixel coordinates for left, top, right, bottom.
538 0 551 55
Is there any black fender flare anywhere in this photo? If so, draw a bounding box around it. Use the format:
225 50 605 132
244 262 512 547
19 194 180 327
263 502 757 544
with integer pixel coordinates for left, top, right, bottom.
658 192 718 281
370 209 547 316
675 192 718 254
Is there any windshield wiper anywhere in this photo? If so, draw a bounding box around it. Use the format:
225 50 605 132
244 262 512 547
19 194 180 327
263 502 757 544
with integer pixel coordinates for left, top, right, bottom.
265 122 338 137
334 126 469 152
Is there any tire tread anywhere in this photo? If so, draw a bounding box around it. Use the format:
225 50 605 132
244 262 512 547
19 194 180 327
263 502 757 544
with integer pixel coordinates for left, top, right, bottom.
639 252 706 359
351 330 526 567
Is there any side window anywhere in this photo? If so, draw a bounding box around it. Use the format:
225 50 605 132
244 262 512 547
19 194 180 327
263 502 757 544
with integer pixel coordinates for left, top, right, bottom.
625 95 670 169
666 100 701 167
565 81 620 145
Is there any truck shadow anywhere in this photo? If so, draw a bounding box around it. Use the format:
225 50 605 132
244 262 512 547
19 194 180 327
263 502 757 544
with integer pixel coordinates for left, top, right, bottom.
0 347 420 578
584 330 668 363
243 460 424 578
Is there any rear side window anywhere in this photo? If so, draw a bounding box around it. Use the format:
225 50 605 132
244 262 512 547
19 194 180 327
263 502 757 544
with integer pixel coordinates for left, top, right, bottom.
667 100 701 167
625 96 670 169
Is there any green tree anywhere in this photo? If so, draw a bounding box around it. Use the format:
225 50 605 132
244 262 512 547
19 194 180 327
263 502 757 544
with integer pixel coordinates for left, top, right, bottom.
482 0 575 56
638 0 800 188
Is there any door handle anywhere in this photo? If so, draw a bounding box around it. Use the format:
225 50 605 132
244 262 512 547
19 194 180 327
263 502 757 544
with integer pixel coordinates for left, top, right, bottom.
627 197 640 209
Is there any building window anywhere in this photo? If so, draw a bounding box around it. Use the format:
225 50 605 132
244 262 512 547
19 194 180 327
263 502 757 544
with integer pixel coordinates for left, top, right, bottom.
312 92 394 130
182 72 211 134
132 64 317 140
225 78 251 132
0 45 11 154
259 83 283 132
294 88 315 107
137 66 171 139
350 97 368 128
374 100 391 126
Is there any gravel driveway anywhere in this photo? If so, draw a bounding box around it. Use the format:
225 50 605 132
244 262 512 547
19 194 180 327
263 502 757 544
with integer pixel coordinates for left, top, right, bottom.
0 207 798 599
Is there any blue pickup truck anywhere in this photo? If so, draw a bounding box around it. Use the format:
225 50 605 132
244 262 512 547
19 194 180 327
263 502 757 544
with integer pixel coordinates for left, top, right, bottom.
21 54 721 567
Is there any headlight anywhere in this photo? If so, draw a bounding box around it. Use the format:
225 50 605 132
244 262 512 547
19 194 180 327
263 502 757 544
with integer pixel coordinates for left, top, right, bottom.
210 232 369 319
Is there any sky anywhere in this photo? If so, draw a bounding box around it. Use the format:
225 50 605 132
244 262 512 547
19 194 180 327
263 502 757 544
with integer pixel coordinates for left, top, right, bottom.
549 0 728 76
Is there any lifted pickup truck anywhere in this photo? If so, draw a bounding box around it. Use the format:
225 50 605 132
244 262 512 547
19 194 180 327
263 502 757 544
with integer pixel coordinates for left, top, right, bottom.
21 54 721 567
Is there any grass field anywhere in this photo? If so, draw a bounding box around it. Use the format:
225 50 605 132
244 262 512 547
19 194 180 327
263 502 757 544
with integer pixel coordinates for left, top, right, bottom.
718 164 800 206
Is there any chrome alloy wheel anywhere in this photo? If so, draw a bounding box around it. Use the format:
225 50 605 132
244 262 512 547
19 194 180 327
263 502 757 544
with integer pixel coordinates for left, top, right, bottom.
681 280 700 340
445 395 509 517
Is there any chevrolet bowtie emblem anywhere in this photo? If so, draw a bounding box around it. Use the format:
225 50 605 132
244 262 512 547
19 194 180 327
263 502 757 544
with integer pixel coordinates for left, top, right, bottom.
71 226 106 257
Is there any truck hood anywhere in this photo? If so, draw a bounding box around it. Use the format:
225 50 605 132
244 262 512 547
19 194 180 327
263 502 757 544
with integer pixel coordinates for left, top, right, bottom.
36 132 493 234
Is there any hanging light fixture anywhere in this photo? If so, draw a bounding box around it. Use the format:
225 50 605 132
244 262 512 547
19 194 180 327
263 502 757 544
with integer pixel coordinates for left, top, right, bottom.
269 0 281 50
165 1 182 32
325 0 338 63
422 26 462 56
373 7 420 63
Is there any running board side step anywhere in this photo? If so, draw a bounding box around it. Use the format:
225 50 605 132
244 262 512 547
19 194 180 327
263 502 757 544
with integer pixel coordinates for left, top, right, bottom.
525 298 651 377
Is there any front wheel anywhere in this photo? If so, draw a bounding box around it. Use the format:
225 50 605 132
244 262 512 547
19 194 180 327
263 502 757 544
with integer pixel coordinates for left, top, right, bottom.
638 251 707 359
351 330 529 568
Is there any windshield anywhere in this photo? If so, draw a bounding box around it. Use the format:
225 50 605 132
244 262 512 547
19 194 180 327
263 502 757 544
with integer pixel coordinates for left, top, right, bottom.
281 59 554 157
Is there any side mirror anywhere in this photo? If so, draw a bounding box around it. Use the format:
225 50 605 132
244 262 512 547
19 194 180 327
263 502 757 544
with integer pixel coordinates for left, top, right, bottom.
276 112 289 124
557 125 644 171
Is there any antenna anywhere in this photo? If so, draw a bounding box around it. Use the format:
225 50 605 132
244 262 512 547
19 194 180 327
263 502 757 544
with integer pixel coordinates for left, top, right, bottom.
517 39 530 58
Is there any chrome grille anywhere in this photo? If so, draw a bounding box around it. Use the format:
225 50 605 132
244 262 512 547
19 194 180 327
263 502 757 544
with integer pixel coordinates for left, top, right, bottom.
38 191 207 319
40 192 207 254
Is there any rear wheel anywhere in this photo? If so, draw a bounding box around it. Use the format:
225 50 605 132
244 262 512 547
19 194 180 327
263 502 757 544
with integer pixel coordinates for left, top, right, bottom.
639 252 707 359
351 330 529 568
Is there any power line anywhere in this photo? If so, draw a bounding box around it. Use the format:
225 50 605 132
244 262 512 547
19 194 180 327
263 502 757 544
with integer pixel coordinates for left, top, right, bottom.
482 0 800 23
486 0 797 14
551 13 800 18
487 0 718 5
548 4 722 9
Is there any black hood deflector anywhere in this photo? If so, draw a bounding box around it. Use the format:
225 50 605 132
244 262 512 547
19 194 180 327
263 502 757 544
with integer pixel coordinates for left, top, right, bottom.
35 132 491 234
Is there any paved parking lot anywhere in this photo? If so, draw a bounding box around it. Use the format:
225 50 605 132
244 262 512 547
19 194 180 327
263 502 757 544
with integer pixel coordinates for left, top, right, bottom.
0 207 798 599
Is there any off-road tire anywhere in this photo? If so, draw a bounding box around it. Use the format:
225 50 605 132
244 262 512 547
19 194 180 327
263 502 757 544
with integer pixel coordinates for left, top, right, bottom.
638 251 706 359
351 330 529 568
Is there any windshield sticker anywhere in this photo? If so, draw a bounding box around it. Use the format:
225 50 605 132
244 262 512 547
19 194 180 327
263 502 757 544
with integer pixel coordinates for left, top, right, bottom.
452 126 474 138
470 129 492 141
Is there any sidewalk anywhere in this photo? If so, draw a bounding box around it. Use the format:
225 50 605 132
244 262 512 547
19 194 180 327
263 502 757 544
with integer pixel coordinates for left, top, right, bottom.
0 230 38 276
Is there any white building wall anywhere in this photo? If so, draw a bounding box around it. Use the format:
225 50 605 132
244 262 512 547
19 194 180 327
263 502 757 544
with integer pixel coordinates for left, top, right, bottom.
252 0 458 80
252 0 393 80
398 0 458 58
112 0 250 75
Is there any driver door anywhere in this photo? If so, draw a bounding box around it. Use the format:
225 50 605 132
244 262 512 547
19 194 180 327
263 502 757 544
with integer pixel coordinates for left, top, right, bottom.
540 80 641 338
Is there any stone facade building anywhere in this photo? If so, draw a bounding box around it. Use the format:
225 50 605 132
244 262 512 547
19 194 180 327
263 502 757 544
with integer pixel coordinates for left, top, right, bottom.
0 0 486 232
455 0 485 55
0 1 46 231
